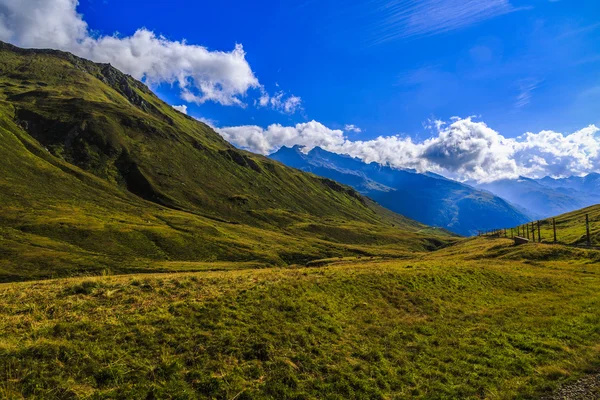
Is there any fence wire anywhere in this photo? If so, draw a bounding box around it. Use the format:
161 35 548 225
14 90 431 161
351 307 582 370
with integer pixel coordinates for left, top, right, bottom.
479 211 598 248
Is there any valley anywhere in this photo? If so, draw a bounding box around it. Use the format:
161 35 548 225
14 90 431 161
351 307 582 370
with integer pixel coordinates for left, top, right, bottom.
0 41 599 400
0 41 453 282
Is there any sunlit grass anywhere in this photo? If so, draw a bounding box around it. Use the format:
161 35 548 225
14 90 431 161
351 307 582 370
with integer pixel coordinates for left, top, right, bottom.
1 238 599 399
510 205 600 246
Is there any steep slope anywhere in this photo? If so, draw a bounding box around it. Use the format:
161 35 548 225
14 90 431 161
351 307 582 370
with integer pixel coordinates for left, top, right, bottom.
271 146 530 235
478 176 600 219
0 41 376 225
0 41 453 282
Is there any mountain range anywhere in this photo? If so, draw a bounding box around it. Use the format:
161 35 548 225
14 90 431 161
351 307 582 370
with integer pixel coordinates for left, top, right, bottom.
1 36 595 277
270 145 530 235
477 174 600 219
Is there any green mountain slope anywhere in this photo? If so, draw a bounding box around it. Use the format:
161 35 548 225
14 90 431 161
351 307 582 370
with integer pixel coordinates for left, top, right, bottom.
0 41 453 282
0 41 376 223
511 204 600 246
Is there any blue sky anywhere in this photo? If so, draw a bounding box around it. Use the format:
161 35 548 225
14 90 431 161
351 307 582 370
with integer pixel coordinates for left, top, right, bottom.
1 0 600 181
77 0 600 138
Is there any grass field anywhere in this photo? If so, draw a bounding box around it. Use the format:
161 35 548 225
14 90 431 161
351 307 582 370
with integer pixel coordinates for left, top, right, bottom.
1 237 600 399
504 204 600 247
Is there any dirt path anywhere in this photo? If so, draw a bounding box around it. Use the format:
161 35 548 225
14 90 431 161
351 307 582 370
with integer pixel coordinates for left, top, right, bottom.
541 374 600 399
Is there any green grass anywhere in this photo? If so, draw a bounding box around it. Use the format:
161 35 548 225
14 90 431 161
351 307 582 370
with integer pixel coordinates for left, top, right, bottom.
1 238 600 399
509 204 600 246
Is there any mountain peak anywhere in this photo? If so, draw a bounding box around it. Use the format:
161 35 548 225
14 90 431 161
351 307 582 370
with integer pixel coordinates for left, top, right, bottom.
271 144 305 155
270 144 530 235
308 146 334 156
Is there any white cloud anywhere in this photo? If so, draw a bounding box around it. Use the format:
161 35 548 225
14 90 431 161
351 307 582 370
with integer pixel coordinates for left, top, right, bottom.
280 95 303 114
0 0 260 106
218 117 600 183
344 124 362 133
515 79 541 108
194 116 218 128
172 105 188 114
171 105 217 128
366 0 517 44
256 90 303 114
218 121 346 156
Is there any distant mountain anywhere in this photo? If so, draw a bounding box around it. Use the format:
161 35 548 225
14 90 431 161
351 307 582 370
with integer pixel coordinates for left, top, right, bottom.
537 173 600 193
271 146 530 236
477 174 600 219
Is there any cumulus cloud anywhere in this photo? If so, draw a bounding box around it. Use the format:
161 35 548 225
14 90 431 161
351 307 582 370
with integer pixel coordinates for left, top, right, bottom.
218 117 600 182
218 121 346 156
0 0 264 106
172 105 188 114
344 124 362 133
257 90 303 114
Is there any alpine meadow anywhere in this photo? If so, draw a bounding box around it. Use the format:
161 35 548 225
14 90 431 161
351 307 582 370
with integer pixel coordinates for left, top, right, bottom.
1 1 600 399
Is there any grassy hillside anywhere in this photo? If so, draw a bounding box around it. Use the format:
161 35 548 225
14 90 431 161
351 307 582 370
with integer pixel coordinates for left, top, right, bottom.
1 238 599 399
0 41 457 282
0 110 448 281
510 204 600 246
0 41 391 225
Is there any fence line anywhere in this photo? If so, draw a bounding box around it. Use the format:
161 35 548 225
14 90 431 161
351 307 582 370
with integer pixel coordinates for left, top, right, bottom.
478 212 597 248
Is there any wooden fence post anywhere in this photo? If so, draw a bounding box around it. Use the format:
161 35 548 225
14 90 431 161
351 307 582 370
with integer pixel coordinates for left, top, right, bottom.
526 225 529 240
537 220 541 242
553 218 557 243
586 214 591 246
531 222 535 242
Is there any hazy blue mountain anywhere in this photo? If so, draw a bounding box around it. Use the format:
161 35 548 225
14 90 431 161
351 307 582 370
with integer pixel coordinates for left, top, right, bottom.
270 146 530 236
477 174 600 219
537 173 600 193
